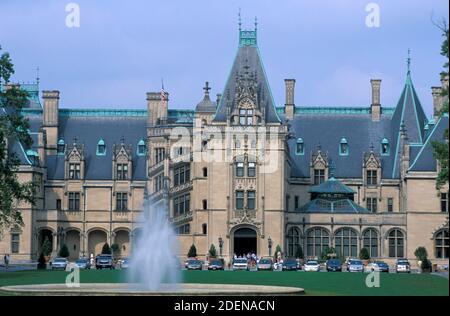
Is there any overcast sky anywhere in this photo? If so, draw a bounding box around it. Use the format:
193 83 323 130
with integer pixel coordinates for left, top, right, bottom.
0 0 448 116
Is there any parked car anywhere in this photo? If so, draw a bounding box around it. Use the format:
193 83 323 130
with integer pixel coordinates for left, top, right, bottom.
256 258 273 271
208 259 224 270
366 261 389 273
232 258 249 271
304 260 320 272
120 257 131 269
75 257 91 269
51 257 68 270
185 259 203 270
395 258 411 273
95 254 114 270
348 259 364 272
282 258 299 271
326 259 342 272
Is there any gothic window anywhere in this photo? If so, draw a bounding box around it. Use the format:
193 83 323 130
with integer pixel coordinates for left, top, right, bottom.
137 139 146 156
235 191 244 210
363 229 379 258
155 148 165 164
387 197 394 212
57 139 65 155
10 233 20 254
247 191 256 210
441 193 448 213
56 199 61 211
96 139 106 156
247 162 256 177
154 174 163 192
239 109 253 126
68 192 80 211
173 193 190 217
116 163 128 180
335 228 358 258
366 197 377 213
339 138 349 156
314 169 325 185
296 138 304 155
236 162 244 177
388 229 404 258
69 163 81 180
176 224 190 235
116 193 128 211
287 227 301 257
306 228 329 257
381 138 390 155
366 170 378 186
174 165 190 186
435 229 449 259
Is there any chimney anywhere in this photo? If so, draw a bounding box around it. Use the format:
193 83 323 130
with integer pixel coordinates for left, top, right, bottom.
284 79 295 120
42 90 59 154
37 128 46 167
431 86 443 119
370 79 381 121
146 91 168 126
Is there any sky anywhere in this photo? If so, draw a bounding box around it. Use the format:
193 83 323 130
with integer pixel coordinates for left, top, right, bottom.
0 0 448 117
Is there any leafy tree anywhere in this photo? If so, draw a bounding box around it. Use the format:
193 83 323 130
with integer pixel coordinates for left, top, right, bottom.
58 244 70 258
321 247 337 260
359 248 370 260
187 244 197 258
273 244 282 260
431 20 449 190
41 236 52 257
37 252 46 269
295 246 304 259
101 242 111 254
111 243 120 257
0 46 35 231
414 246 432 272
208 244 217 258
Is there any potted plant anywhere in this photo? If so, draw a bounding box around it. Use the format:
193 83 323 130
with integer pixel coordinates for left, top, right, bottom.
359 248 370 266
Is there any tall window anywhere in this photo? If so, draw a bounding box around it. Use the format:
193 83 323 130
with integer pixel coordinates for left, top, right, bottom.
57 139 65 155
247 191 256 210
11 233 20 254
236 162 244 177
69 163 81 180
56 199 62 211
248 162 256 177
381 138 390 155
173 193 190 217
435 229 449 259
137 140 146 156
287 227 301 257
239 109 253 125
235 191 244 210
202 167 208 177
202 223 207 235
116 193 128 211
116 163 128 180
176 224 190 235
441 193 448 213
174 165 190 186
366 198 377 213
68 192 80 211
294 196 299 210
339 138 349 156
388 229 404 258
366 170 377 186
363 229 379 258
154 174 163 192
387 198 394 212
155 148 165 164
335 228 358 258
296 138 304 155
314 169 325 185
202 200 208 210
96 139 106 156
306 228 329 258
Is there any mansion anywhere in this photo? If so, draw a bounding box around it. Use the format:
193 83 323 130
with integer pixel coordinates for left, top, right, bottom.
1 24 449 267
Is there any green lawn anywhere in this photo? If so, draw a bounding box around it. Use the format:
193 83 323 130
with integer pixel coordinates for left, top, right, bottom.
0 270 448 296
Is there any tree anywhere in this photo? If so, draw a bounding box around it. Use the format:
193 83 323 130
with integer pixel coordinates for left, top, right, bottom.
37 252 46 269
208 244 217 258
359 248 370 260
187 244 197 258
431 19 449 190
101 242 111 254
321 247 337 260
0 46 35 231
41 236 52 257
414 246 432 272
58 244 70 258
295 246 304 259
111 243 120 258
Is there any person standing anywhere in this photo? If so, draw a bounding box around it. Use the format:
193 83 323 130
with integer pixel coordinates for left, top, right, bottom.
4 254 10 270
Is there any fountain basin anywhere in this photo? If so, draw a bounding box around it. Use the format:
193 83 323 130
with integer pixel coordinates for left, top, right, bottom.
0 283 304 296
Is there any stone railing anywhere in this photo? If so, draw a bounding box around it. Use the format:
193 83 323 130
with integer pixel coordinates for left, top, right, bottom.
170 180 193 194
170 211 193 224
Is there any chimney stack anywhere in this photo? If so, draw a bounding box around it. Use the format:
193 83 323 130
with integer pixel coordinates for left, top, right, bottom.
370 79 381 121
284 79 295 120
146 91 169 126
431 86 443 119
42 90 60 154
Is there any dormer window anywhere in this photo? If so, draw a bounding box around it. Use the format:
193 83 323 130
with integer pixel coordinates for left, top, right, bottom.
137 139 146 156
381 138 390 156
57 139 65 155
96 139 106 156
239 109 253 125
296 138 305 155
339 138 349 156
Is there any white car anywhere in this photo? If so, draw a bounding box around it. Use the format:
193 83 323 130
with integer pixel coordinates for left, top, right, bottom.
51 257 68 270
304 260 320 272
232 258 248 270
348 259 364 272
395 258 411 273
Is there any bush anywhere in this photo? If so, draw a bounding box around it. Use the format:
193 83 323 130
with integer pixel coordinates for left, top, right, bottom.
37 252 46 269
321 247 337 260
359 248 370 260
101 243 112 254
421 258 432 272
41 236 52 256
295 246 304 259
187 244 197 258
414 247 428 261
58 244 70 258
208 244 217 258
111 243 120 257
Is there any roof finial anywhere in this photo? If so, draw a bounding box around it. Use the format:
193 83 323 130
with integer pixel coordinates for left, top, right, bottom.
36 66 40 86
238 8 242 32
407 48 411 74
370 142 374 152
203 81 211 97
161 77 164 90
254 16 258 32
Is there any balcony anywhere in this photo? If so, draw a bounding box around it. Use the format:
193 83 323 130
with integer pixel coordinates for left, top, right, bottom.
170 211 193 225
148 160 164 177
169 180 193 194
234 177 257 189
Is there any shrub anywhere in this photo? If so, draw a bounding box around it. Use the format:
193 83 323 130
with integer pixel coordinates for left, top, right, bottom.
321 247 337 260
421 258 432 272
208 244 217 258
414 247 428 261
101 243 112 254
41 236 52 256
37 252 46 269
58 244 70 258
111 243 120 257
187 244 197 258
359 248 370 260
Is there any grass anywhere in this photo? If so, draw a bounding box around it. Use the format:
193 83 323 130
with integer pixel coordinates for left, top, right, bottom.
0 270 448 296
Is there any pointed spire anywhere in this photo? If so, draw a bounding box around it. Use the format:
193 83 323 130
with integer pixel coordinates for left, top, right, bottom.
254 16 258 32
238 8 242 32
407 48 411 74
36 66 40 86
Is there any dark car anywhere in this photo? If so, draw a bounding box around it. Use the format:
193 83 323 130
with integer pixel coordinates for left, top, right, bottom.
326 259 342 272
185 259 203 270
367 261 390 273
75 257 91 269
282 258 298 271
208 259 224 270
95 254 114 270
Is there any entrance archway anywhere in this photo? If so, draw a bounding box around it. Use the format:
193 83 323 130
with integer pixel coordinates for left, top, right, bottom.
65 230 81 260
233 227 257 257
114 230 130 258
88 230 107 256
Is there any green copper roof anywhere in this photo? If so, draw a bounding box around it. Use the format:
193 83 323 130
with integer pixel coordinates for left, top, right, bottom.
309 177 355 194
276 106 395 115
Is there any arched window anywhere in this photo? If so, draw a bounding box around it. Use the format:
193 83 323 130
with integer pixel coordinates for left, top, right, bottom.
137 139 146 156
363 229 379 258
335 228 358 258
435 229 449 259
381 138 390 155
306 228 329 258
239 109 253 125
388 229 404 258
96 138 106 156
296 138 304 155
287 227 301 257
57 139 65 155
339 138 349 156
202 199 208 210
